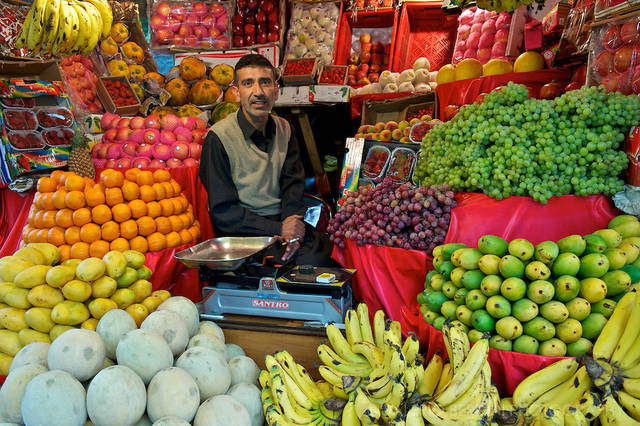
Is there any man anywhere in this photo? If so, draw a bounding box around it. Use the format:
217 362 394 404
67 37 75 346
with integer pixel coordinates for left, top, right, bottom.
200 54 334 265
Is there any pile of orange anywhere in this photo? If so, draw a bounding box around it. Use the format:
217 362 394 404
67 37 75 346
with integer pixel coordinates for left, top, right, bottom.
22 169 201 260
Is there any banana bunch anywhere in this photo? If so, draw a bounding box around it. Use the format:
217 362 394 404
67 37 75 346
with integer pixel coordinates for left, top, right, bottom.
14 0 112 56
474 0 543 13
420 322 499 425
260 350 347 425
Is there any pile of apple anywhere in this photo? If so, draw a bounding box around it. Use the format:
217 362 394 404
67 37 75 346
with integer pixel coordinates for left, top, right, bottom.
453 7 511 64
231 0 280 47
59 55 103 114
354 118 424 143
354 58 438 95
284 2 339 65
346 33 390 87
150 1 230 49
91 113 207 169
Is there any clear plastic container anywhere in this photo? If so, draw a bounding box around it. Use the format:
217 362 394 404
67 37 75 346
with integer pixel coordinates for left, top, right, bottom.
2 107 38 130
7 130 46 151
0 98 36 109
358 177 376 190
36 107 74 128
43 127 73 147
361 145 391 179
386 147 416 183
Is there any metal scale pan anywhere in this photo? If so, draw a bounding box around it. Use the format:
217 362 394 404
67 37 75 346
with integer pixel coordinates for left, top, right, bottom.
174 236 277 271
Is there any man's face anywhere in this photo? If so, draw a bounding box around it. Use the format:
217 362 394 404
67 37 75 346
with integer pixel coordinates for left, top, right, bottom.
232 66 278 122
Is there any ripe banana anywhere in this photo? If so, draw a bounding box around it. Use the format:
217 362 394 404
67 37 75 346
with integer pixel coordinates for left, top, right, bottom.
575 390 603 422
435 339 488 406
405 405 424 426
418 353 443 396
389 321 402 347
611 291 640 366
315 381 334 399
27 0 49 50
269 367 320 424
40 0 60 53
368 347 392 383
421 401 486 426
584 357 615 389
354 388 380 424
538 406 564 426
373 309 386 349
357 304 375 345
79 0 103 54
265 356 315 411
317 344 373 377
383 381 406 408
345 310 363 346
84 0 112 39
388 345 406 379
318 398 346 424
402 334 420 366
259 369 270 388
14 6 34 49
341 400 361 426
500 397 515 411
403 363 417 393
52 0 71 55
444 362 490 415
326 324 367 365
600 393 640 426
434 362 453 396
624 363 640 379
69 0 89 53
317 365 362 395
274 351 325 405
62 3 80 53
512 358 579 409
443 323 469 371
617 390 640 421
563 405 588 426
366 376 394 399
526 366 592 417
618 334 640 371
380 403 400 423
593 291 635 362
623 377 640 399
352 341 385 370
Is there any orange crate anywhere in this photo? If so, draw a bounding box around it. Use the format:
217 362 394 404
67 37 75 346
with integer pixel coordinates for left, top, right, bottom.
333 9 399 66
391 2 459 72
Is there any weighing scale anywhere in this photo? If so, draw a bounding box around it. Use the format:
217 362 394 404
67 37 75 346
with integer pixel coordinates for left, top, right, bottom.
175 237 355 326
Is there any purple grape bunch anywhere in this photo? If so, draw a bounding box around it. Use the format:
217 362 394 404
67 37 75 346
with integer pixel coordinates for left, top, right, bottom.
328 178 456 253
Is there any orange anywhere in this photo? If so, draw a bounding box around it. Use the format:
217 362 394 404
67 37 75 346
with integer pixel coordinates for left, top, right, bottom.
168 215 184 232
33 192 44 210
120 219 138 240
101 169 124 188
37 176 57 193
136 216 157 237
153 169 171 183
161 182 175 198
41 193 55 210
129 199 147 219
179 213 192 229
155 216 172 234
171 197 184 214
129 236 148 253
58 244 71 262
21 225 32 243
105 187 124 206
146 201 161 218
159 199 174 216
64 174 85 192
56 171 72 187
27 228 39 243
166 231 181 248
101 221 120 241
33 210 45 228
91 204 112 225
125 168 141 182
72 208 92 227
110 237 130 251
70 242 90 259
41 210 57 228
80 223 101 243
64 226 81 245
52 189 68 210
136 170 154 186
34 229 49 243
65 190 86 209
179 229 193 245
170 179 182 195
83 177 95 188
147 232 167 252
55 208 74 228
50 170 64 184
112 203 132 223
152 183 166 200
27 210 36 228
121 180 140 201
47 227 66 246
194 219 201 228
188 226 200 241
139 185 155 203
85 186 105 207
89 240 110 258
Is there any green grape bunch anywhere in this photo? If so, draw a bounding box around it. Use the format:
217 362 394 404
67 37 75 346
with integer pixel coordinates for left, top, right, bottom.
414 83 640 204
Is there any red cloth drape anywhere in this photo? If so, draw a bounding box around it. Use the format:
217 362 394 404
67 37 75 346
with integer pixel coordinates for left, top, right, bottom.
436 69 572 120
0 166 214 302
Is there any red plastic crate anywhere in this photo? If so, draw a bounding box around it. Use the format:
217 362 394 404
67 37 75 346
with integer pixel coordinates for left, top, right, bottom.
333 9 399 66
391 2 459 72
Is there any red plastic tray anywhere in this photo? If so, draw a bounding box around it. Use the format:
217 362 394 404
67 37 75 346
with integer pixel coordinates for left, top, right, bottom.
333 9 399 66
391 1 459 72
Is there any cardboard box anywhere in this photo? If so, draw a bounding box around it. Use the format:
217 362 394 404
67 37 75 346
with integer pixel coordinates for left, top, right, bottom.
361 92 436 125
282 58 320 86
309 85 351 103
317 65 348 85
174 44 282 69
0 60 63 82
274 86 312 106
96 76 141 116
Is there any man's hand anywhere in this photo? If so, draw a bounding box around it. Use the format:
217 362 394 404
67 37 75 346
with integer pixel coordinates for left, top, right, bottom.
282 215 305 241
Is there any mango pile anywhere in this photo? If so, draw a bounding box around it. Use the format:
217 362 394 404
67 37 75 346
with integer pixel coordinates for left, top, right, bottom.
0 243 170 374
418 214 640 357
22 169 201 260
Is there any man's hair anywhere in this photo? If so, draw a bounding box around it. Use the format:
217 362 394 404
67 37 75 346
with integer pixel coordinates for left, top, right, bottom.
234 53 278 84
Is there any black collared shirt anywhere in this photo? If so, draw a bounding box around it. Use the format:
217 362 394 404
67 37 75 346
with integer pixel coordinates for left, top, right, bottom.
199 109 306 236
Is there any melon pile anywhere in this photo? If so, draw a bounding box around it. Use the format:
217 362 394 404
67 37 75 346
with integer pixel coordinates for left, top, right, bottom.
0 296 262 426
0 243 172 374
22 169 201 260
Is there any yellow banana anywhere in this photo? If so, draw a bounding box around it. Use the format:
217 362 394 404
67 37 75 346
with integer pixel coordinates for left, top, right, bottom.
624 377 640 399
526 367 593 417
600 393 640 426
388 345 406 378
421 402 486 426
435 362 453 396
367 377 394 399
593 291 636 362
318 398 345 424
39 0 60 53
584 357 615 389
405 405 424 426
373 309 386 349
435 339 489 407
611 291 640 366
357 303 375 345
341 400 361 426
443 323 469 371
274 351 325 405
619 334 640 371
625 363 640 379
380 402 400 423
574 390 603 422
500 397 515 411
62 2 79 53
259 369 270 388
83 0 112 39
352 341 385 370
368 347 392 383
402 334 421 366
414 362 425 391
539 406 564 426
265 356 315 411
617 390 640 421
326 324 367 365
269 367 319 424
51 0 71 55
68 0 89 53
390 321 402 347
79 0 103 54
315 380 333 399
512 358 579 409
345 310 363 346
418 353 443 396
317 344 373 377
564 405 588 426
14 6 34 49
354 388 380 424
27 0 49 50
445 362 490 415
383 381 406 408
403 363 417 393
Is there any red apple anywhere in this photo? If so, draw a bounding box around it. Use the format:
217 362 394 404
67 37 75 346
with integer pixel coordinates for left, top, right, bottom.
102 128 117 143
178 24 193 37
247 0 258 9
261 0 274 13
155 28 173 44
232 23 243 35
192 129 205 144
156 2 171 16
97 144 110 159
129 117 145 129
347 64 358 75
166 158 183 168
360 42 372 53
244 33 255 45
150 14 167 30
257 33 268 44
136 143 153 158
360 52 371 64
183 158 199 167
357 63 369 74
116 157 132 169
359 33 371 44
347 75 357 86
256 11 266 23
233 35 244 47
132 157 151 168
209 27 221 39
539 82 564 100
193 25 208 39
371 53 383 65
571 64 587 85
188 142 202 159
121 142 139 157
144 114 161 129
231 14 244 26
348 55 360 65
214 36 230 49
564 81 581 92
269 21 280 33
186 14 199 27
210 2 226 17
369 64 381 73
215 14 228 32
116 127 131 142
256 22 266 34
185 35 199 46
367 72 379 83
104 159 117 169
201 14 214 28
355 70 367 81
356 77 371 86
148 159 165 168
244 23 256 35
166 15 181 32
267 32 279 42
372 42 384 53
192 2 208 16
172 34 185 46
268 9 278 22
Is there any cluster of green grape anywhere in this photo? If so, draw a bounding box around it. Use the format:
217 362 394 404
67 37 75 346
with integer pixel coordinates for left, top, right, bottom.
414 83 640 203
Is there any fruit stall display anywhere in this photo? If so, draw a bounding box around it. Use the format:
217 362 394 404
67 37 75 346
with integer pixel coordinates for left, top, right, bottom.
58 55 105 114
163 57 232 109
354 116 442 143
354 58 439 95
0 291 264 426
418 214 640 357
22 169 201 258
452 7 512 64
230 0 281 48
283 1 340 65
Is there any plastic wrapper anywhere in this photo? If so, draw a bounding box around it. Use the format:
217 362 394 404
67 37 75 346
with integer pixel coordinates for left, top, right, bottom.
285 2 340 65
59 55 104 114
36 107 74 128
613 185 640 216
0 98 35 109
42 127 73 147
230 0 283 48
0 3 28 57
7 130 46 151
361 145 390 178
385 147 415 183
1 108 38 131
348 0 394 11
452 6 512 64
587 14 640 94
557 0 594 61
357 177 376 190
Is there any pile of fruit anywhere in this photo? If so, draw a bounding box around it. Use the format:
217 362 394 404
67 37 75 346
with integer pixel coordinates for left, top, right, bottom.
92 113 206 169
0 294 264 426
418 215 640 357
0 243 163 361
22 169 201 258
452 7 511 64
328 179 455 251
103 79 139 107
283 58 316 76
231 0 280 47
414 83 640 203
354 58 438 95
354 116 440 143
284 2 339 64
164 57 234 108
318 65 347 84
14 0 113 56
58 55 104 113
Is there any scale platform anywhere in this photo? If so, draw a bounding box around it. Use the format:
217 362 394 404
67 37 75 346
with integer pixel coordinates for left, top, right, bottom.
175 237 355 325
